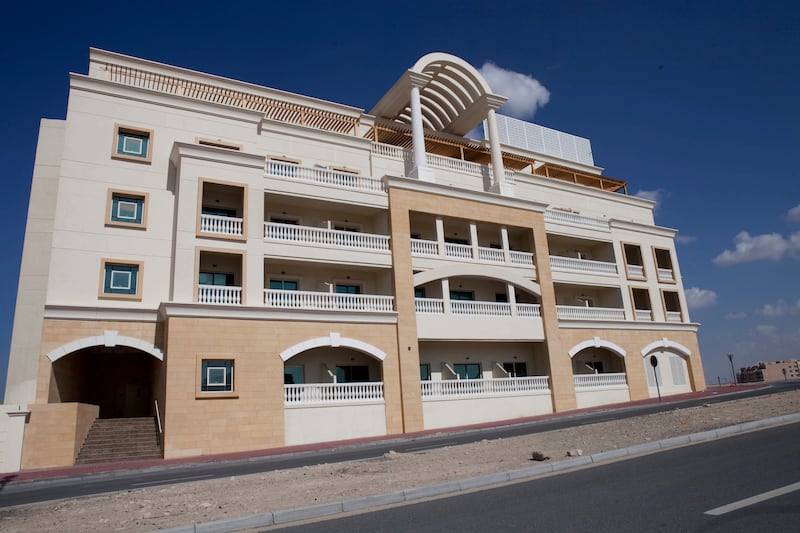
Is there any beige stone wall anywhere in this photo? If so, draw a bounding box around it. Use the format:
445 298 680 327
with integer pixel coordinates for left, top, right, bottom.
162 317 400 459
558 327 705 401
21 403 98 469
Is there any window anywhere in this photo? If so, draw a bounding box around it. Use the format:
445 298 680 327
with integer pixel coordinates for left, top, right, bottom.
336 365 369 383
269 279 298 291
623 243 645 279
106 190 148 228
445 237 470 245
414 287 426 298
270 217 299 225
99 260 142 300
495 293 508 303
450 290 474 301
420 363 431 381
202 206 237 218
201 359 234 392
199 272 235 286
284 365 304 385
584 361 604 373
503 362 527 377
653 247 675 282
334 224 359 232
112 125 153 163
663 290 683 321
454 363 482 379
335 284 361 294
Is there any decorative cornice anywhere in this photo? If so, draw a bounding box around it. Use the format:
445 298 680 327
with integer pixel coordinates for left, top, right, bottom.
158 302 398 324
559 320 700 333
170 142 265 169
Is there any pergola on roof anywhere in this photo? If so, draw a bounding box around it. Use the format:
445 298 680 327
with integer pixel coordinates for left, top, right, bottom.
370 52 507 136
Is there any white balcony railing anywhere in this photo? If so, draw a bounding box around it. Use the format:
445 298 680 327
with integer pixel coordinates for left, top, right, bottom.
635 309 653 321
509 250 535 267
556 305 626 321
516 303 542 317
421 376 550 398
265 160 384 193
265 289 394 312
573 373 627 389
265 222 390 251
549 256 618 276
415 297 445 314
451 300 512 317
371 142 514 183
198 285 242 305
444 242 472 259
284 382 384 405
478 247 505 264
658 268 674 282
544 209 609 230
626 264 645 278
200 214 243 236
666 311 683 322
411 238 439 256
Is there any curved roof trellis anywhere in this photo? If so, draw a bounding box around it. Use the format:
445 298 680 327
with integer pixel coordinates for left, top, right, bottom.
370 53 506 137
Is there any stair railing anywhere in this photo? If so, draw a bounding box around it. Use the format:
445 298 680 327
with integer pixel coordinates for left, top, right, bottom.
154 399 163 448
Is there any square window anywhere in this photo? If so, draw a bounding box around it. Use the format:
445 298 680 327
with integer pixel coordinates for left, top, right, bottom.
112 125 153 163
201 359 234 392
99 260 142 300
106 190 148 228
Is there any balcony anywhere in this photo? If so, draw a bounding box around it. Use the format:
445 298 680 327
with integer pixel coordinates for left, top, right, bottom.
200 213 243 236
574 372 630 408
264 289 394 313
635 309 653 321
265 222 390 251
549 255 618 276
198 285 242 305
544 209 609 230
415 298 543 340
265 160 384 193
666 311 682 322
284 382 384 405
415 298 541 318
573 373 627 389
556 305 625 321
421 376 550 398
410 238 535 268
658 268 675 282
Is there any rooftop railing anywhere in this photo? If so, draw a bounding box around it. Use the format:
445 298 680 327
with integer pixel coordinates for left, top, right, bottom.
265 160 384 193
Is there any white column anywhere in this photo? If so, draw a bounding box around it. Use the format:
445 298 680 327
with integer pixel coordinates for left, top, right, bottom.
500 226 511 264
484 96 512 195
441 278 452 314
435 217 445 257
469 222 479 260
409 75 435 182
507 283 518 317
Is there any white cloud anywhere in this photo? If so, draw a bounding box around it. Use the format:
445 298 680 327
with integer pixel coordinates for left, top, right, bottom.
712 231 800 266
725 311 747 320
675 235 696 245
758 299 800 317
787 204 800 222
754 324 778 338
633 189 664 206
685 287 717 310
479 62 550 120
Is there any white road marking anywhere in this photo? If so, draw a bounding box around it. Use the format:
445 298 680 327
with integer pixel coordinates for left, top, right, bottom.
705 481 800 516
132 474 213 487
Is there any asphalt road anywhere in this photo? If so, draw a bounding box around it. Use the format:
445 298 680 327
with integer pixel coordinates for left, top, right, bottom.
274 421 800 532
1 381 797 508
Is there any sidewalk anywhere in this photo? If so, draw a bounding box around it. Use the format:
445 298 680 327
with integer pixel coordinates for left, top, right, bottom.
6 383 765 484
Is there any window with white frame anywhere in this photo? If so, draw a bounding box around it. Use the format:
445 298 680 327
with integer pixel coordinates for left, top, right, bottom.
111 193 144 224
100 260 142 299
201 359 234 392
112 125 153 163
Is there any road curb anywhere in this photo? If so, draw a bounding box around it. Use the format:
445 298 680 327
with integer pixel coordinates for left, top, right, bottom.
152 412 800 533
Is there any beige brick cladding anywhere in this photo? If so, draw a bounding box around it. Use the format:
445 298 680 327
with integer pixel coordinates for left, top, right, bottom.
22 403 98 469
162 317 400 458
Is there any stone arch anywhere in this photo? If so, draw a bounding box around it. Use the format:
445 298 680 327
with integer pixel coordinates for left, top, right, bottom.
280 332 386 362
46 330 163 362
640 338 691 359
568 337 627 358
413 263 541 297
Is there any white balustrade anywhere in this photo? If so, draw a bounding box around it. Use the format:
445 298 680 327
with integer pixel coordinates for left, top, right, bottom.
198 285 242 305
516 303 542 317
284 382 384 405
626 264 645 278
666 311 683 322
544 209 609 229
410 238 439 256
265 160 384 192
370 142 407 160
509 250 534 267
478 246 505 264
200 214 243 236
635 309 653 321
421 376 550 398
415 298 445 314
451 300 512 317
444 242 473 259
549 255 618 276
658 268 674 281
426 153 488 178
573 373 627 389
264 289 394 312
265 222 390 251
556 305 626 321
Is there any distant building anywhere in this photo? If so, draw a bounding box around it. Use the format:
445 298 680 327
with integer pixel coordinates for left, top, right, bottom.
1 49 705 472
738 359 800 383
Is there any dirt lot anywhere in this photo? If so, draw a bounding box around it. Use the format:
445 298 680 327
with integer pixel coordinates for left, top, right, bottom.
2 388 799 532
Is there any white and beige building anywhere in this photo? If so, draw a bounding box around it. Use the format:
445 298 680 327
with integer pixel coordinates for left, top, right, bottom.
1 49 705 471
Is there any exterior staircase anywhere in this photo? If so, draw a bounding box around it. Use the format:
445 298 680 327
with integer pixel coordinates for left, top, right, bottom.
75 417 162 465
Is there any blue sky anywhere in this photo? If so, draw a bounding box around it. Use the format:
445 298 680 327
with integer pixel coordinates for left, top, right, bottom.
1 1 798 396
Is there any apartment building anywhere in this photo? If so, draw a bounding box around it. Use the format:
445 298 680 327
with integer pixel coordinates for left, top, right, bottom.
1 49 705 471
738 359 800 383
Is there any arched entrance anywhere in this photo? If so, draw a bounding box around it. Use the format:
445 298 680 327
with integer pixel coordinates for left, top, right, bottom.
641 340 693 396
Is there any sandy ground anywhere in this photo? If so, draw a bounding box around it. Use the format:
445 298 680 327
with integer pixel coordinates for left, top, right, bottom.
1 388 799 532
